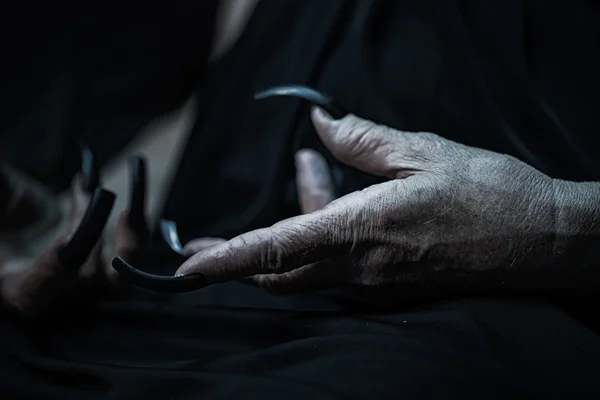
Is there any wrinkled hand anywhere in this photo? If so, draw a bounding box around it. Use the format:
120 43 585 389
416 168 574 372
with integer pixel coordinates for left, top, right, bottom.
0 164 144 316
176 107 559 294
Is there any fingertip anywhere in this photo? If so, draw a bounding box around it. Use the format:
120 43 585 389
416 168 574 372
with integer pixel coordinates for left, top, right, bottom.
173 252 201 277
183 238 227 257
295 148 311 161
173 264 189 278
310 107 346 154
294 148 320 169
173 238 247 280
310 106 335 128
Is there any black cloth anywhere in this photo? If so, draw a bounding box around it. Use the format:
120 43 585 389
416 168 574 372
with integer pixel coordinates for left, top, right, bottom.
2 0 600 398
0 2 219 192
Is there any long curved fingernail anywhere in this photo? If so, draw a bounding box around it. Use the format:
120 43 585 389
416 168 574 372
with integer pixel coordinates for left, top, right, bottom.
160 219 185 256
254 85 347 120
111 257 208 293
255 85 347 198
58 188 116 269
80 145 100 194
128 154 148 233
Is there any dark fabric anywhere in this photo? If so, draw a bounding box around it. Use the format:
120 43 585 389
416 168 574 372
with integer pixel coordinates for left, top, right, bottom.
0 2 219 192
1 0 600 398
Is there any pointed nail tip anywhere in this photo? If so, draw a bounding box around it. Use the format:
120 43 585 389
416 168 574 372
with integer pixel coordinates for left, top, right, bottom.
255 85 347 120
253 91 268 100
159 219 186 256
108 256 210 292
111 256 125 266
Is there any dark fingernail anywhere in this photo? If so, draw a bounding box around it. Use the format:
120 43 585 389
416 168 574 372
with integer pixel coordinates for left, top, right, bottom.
80 145 100 194
128 154 148 233
111 257 209 293
159 219 185 256
59 188 116 269
254 85 347 119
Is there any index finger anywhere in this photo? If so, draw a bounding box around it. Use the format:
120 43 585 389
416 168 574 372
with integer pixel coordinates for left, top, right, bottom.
173 210 339 282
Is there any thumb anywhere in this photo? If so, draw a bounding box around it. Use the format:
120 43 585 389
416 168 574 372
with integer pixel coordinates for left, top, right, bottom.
311 107 437 178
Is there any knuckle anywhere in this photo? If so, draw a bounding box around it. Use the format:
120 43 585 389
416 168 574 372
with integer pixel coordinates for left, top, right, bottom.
335 118 388 162
260 229 288 273
269 221 317 270
402 132 441 162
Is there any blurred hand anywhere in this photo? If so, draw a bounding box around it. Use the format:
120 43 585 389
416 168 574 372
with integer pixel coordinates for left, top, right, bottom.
0 165 144 316
176 107 559 294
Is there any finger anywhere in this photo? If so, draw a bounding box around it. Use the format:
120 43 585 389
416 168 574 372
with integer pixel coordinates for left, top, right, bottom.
245 263 326 295
295 149 335 214
311 107 439 178
184 238 227 256
174 208 344 281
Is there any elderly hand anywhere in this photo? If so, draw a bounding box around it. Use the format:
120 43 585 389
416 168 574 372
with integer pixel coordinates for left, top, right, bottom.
176 107 562 294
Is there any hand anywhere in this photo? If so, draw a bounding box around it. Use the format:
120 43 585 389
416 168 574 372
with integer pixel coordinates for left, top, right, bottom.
175 107 559 294
0 162 146 317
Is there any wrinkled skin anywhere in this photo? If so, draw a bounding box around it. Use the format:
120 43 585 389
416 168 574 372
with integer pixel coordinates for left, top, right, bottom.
177 107 567 295
0 165 145 317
